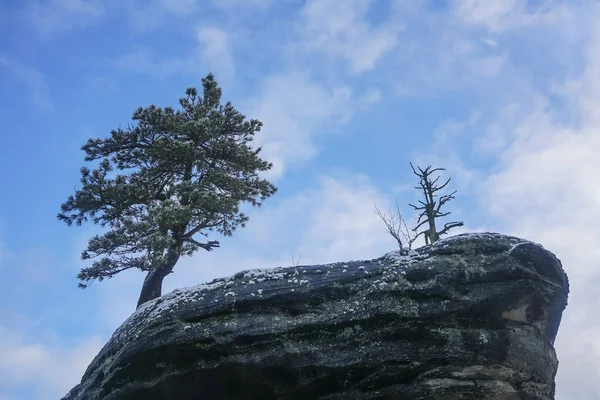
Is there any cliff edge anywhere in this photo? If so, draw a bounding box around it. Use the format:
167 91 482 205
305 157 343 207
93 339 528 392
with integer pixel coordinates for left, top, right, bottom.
63 232 569 400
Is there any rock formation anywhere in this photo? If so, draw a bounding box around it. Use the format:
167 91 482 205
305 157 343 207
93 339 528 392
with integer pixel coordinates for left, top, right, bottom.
63 233 569 400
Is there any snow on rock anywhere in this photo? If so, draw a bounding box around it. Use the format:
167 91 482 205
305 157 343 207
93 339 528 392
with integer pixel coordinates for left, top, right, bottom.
64 232 569 400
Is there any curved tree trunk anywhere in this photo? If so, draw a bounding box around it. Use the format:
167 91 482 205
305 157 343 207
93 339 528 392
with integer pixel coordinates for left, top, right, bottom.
136 252 181 308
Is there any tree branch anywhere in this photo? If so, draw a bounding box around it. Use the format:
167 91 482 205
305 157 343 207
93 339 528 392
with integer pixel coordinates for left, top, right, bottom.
374 204 404 250
437 221 464 237
183 218 226 238
182 237 220 251
413 217 429 228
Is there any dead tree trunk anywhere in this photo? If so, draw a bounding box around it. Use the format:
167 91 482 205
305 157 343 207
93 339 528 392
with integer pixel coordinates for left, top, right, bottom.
408 163 463 244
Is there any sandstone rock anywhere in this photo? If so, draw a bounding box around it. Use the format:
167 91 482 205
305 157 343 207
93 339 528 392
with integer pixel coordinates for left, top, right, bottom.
63 232 569 400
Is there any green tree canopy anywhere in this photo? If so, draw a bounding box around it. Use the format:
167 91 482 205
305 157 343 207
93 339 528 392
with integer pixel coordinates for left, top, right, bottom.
58 73 277 308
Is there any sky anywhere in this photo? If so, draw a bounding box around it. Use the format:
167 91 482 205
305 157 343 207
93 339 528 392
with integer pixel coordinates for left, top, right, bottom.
0 0 598 399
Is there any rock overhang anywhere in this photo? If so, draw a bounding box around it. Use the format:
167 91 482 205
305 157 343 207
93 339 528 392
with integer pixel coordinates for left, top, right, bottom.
64 232 569 400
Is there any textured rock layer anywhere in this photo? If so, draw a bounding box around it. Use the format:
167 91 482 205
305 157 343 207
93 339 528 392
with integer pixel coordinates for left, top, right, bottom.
64 233 569 400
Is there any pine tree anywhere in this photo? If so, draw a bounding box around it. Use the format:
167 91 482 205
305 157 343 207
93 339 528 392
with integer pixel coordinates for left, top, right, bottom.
58 74 277 308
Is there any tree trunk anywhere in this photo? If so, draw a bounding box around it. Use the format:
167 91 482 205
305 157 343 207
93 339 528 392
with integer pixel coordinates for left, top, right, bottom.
136 252 181 308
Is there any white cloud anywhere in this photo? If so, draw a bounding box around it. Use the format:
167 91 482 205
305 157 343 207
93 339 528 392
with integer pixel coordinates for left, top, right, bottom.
473 103 520 155
111 25 233 79
197 26 235 82
452 0 572 32
387 1 589 101
0 55 52 111
25 0 104 36
481 106 600 400
295 174 397 263
474 20 600 400
243 72 354 179
389 26 513 99
298 0 401 73
404 12 600 396
0 326 103 399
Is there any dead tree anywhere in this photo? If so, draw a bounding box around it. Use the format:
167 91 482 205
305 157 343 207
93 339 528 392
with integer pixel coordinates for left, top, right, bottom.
374 201 416 251
408 162 463 244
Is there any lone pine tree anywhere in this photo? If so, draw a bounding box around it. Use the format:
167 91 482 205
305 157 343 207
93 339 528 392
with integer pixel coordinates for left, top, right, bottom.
409 162 463 244
58 73 277 308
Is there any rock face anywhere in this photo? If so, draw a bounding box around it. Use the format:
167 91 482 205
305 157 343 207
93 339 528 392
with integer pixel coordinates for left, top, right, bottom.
63 233 569 400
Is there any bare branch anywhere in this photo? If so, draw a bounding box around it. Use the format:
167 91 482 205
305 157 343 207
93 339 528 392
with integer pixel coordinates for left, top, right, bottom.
408 202 426 211
413 230 429 242
431 177 451 193
436 191 456 212
374 201 418 251
408 162 462 244
182 237 220 251
437 221 464 237
374 204 404 250
413 219 429 230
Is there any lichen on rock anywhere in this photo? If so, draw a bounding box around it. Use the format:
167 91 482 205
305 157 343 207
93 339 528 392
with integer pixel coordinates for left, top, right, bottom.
63 232 569 400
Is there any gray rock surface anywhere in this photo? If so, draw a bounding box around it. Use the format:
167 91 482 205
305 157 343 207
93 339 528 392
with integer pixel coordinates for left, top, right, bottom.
63 232 569 400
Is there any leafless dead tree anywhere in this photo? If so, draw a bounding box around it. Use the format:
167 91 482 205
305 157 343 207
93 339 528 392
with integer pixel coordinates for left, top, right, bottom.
409 162 463 244
374 201 416 251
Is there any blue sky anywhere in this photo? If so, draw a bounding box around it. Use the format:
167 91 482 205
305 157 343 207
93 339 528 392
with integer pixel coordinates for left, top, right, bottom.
0 0 599 399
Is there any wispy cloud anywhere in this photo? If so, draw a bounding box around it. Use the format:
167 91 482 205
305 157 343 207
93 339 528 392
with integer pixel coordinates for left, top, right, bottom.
0 326 103 399
243 71 354 179
417 7 600 397
298 0 401 73
25 0 105 36
452 0 573 32
0 55 52 111
196 26 235 83
110 24 234 78
480 95 600 400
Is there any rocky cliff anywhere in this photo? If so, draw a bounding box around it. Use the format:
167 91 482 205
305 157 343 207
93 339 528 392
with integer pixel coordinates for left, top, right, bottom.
63 233 569 400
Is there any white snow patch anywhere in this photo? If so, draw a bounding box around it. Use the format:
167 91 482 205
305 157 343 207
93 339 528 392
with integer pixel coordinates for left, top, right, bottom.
508 239 544 252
